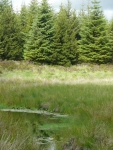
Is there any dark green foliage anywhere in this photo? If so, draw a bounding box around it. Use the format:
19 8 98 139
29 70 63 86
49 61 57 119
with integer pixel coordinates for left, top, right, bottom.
27 0 39 27
78 0 112 64
53 1 78 66
109 18 113 62
0 0 23 60
52 5 68 66
24 0 55 64
19 1 39 57
0 0 113 65
17 5 28 60
19 4 29 34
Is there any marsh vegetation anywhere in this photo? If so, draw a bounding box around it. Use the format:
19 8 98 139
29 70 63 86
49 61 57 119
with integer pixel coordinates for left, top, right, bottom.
0 61 113 150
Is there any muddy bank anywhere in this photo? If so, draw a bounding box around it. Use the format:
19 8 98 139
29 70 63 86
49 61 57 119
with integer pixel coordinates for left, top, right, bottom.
0 109 68 117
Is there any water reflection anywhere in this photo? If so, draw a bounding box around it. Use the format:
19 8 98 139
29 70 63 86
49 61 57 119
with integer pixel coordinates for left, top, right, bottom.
0 110 69 149
48 140 56 150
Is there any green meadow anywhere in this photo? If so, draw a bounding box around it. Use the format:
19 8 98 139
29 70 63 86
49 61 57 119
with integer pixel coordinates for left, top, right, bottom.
0 61 113 150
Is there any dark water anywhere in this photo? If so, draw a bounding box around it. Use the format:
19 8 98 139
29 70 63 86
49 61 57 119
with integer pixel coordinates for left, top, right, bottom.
0 110 70 150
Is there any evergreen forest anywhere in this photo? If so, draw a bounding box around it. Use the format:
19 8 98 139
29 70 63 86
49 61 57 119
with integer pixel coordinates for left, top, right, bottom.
0 0 113 66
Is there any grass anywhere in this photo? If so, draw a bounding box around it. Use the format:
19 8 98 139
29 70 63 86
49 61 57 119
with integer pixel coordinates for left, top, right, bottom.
0 61 113 149
0 83 113 114
1 60 113 84
0 112 40 150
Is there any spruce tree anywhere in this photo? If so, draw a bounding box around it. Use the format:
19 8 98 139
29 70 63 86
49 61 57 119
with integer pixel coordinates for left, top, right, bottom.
0 1 4 58
53 4 68 66
19 4 29 55
109 18 113 62
63 9 79 65
53 1 78 66
0 0 23 60
20 4 29 34
78 0 112 64
27 0 39 28
24 0 55 64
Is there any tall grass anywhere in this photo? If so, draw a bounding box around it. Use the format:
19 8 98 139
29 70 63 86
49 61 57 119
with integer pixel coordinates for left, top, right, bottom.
1 82 113 149
0 61 113 149
0 82 113 114
1 60 113 84
0 112 41 150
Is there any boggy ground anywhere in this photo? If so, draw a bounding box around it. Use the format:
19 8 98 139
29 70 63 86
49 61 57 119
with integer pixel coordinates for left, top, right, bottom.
0 61 113 150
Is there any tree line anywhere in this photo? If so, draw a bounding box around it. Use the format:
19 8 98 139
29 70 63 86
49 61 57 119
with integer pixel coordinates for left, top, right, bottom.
0 0 113 66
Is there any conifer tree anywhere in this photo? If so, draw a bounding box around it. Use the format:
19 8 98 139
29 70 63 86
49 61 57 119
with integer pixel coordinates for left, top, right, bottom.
19 4 29 54
53 1 78 66
0 0 23 60
63 9 79 65
53 4 68 65
109 18 113 62
0 1 4 57
20 0 38 36
24 0 55 64
27 0 39 28
20 4 29 34
78 0 112 64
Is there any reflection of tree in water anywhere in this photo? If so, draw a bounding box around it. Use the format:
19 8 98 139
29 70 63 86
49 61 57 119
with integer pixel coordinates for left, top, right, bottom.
32 121 56 150
1 111 65 150
39 129 51 137
32 122 53 137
